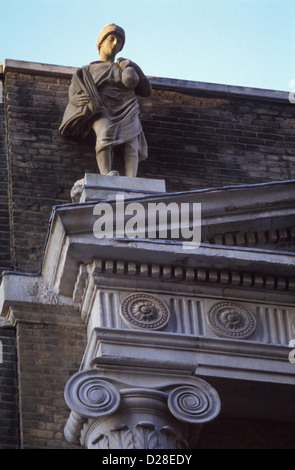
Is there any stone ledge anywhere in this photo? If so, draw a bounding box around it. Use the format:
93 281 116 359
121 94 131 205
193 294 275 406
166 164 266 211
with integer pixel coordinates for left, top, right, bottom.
151 76 290 102
72 173 166 202
2 59 78 79
2 59 290 102
83 327 295 385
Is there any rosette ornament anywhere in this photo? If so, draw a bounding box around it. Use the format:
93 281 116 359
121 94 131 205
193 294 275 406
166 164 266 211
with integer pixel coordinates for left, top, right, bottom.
120 293 170 330
206 302 256 339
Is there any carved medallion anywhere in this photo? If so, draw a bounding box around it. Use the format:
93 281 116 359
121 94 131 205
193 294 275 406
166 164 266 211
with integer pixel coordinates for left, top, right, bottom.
120 293 170 330
206 302 256 339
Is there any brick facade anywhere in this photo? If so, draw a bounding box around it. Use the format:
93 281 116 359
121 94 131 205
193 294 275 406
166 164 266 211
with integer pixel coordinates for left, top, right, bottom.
139 86 295 191
0 99 11 275
1 68 97 274
13 310 86 449
0 326 19 449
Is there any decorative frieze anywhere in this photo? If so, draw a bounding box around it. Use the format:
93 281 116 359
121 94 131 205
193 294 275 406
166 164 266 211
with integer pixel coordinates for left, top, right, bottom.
72 259 295 308
210 226 295 251
72 264 295 346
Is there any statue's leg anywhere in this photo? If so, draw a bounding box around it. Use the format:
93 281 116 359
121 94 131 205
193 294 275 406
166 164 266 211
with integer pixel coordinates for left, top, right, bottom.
96 148 112 174
92 119 113 174
124 139 139 177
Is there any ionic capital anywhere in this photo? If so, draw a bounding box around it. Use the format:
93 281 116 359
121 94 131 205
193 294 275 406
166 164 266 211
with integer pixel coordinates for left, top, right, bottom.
64 370 220 449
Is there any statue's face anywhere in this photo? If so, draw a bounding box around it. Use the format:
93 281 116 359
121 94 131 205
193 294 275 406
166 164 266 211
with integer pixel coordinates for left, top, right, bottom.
100 33 123 60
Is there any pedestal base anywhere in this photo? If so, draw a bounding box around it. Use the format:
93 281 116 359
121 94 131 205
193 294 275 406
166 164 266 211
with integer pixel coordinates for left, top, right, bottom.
71 173 166 202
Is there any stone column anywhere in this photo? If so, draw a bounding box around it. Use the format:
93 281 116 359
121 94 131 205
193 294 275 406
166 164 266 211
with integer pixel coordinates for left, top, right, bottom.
61 174 221 449
64 369 221 449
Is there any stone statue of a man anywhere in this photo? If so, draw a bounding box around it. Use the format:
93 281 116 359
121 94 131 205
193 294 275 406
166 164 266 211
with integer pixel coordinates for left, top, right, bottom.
59 24 152 177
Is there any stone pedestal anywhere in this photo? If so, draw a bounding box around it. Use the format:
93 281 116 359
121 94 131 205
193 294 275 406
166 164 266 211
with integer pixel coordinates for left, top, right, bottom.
71 173 166 202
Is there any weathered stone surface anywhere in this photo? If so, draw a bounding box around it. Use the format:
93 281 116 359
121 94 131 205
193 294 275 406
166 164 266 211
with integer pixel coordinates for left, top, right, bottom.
71 173 166 202
59 24 152 177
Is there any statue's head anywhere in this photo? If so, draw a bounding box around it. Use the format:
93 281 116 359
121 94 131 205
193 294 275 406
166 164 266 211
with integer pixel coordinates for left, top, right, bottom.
96 24 125 55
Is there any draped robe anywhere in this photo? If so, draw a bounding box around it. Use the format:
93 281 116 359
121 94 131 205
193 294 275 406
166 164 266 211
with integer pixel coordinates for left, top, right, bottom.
59 61 148 160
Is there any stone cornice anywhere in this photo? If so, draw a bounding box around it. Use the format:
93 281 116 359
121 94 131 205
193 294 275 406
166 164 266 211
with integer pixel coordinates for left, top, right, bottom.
0 272 80 319
38 178 295 300
46 233 295 298
2 58 78 79
73 256 295 305
82 327 295 385
2 59 290 102
45 179 295 253
5 305 83 327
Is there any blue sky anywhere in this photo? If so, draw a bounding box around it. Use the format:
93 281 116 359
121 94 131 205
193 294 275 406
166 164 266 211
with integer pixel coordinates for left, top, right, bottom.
1 0 295 91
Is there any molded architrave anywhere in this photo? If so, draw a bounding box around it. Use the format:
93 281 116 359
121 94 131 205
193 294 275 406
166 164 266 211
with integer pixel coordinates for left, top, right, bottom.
82 327 295 386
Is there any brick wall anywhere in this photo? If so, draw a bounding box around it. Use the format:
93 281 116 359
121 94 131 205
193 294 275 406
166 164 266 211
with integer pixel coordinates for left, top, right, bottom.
2 68 96 274
14 308 86 449
0 98 12 274
0 326 19 449
1 61 295 276
139 85 295 191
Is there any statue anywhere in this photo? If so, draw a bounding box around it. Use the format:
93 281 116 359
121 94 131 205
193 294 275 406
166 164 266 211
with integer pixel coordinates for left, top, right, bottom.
59 24 152 177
